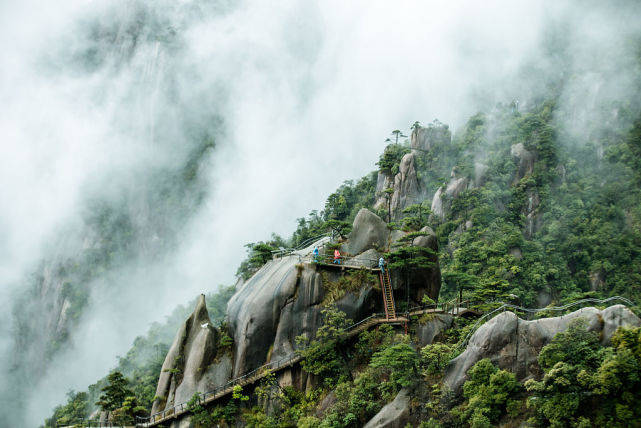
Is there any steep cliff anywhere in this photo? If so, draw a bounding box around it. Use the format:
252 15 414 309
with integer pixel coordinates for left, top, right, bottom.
151 295 230 415
150 208 442 415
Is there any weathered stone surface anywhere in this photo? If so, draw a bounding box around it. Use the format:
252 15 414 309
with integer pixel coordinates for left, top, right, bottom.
389 153 420 220
374 172 395 212
227 255 301 377
511 143 536 182
431 169 468 220
444 305 641 392
431 187 446 219
408 226 441 302
524 190 542 238
168 417 193 428
316 391 337 418
390 230 406 246
345 248 381 269
152 295 220 414
227 238 379 378
344 209 388 255
410 123 451 152
363 388 410 428
590 270 606 291
416 314 453 347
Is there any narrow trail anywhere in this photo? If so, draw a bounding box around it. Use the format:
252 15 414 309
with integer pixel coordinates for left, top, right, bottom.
137 295 635 427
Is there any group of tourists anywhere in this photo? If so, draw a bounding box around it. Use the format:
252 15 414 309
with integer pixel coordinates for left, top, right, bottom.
312 246 386 271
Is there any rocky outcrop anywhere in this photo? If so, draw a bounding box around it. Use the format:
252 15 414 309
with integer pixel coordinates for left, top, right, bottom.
410 122 451 153
363 388 410 428
416 314 453 347
388 153 420 219
444 305 641 392
152 207 442 420
226 248 379 378
399 226 441 302
345 248 382 269
344 208 389 255
374 153 420 221
524 190 542 238
511 143 535 182
431 169 469 220
152 295 228 415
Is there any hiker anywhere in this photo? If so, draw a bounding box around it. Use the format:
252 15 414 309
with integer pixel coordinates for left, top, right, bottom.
379 256 385 273
313 247 319 263
334 249 341 264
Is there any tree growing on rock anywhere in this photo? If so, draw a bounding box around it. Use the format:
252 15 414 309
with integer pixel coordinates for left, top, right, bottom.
96 371 133 412
296 305 352 386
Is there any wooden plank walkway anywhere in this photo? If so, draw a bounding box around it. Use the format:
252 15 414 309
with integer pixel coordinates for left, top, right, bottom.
143 315 409 427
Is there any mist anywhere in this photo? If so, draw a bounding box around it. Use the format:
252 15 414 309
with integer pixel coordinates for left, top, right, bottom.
1 0 640 425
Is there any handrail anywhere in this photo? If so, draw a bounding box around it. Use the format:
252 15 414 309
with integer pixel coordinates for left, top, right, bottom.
272 234 333 258
457 296 636 350
137 311 388 426
129 295 636 427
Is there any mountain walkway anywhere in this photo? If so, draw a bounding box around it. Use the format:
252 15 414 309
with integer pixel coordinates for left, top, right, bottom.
135 295 635 427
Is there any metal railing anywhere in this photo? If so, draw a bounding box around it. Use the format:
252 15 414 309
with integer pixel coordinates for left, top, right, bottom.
54 420 120 427
128 295 636 426
305 253 381 267
271 234 333 258
137 311 394 426
457 295 636 350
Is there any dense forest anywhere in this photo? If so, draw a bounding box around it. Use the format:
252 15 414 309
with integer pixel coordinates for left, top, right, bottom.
45 75 641 425
40 7 641 423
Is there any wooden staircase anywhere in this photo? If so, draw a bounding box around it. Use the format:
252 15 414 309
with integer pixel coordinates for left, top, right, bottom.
379 269 397 320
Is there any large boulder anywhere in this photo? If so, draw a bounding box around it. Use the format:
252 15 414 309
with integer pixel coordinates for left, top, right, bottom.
444 305 641 392
416 314 453 347
431 169 468 220
363 388 410 428
345 248 382 269
151 295 225 414
407 226 441 302
344 209 388 255
226 240 379 378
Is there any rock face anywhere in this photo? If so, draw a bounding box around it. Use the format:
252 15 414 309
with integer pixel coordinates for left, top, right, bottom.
416 314 453 347
511 143 536 182
152 208 442 419
444 305 641 392
226 247 379 378
410 123 451 152
345 248 382 269
374 153 420 221
400 226 441 302
388 153 420 219
363 388 410 428
431 169 469 220
344 208 389 255
152 295 228 415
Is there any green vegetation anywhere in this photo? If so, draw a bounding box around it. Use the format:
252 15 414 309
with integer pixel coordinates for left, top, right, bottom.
236 235 286 280
454 359 522 427
45 36 641 426
44 285 235 425
526 321 641 427
187 385 249 427
321 270 378 304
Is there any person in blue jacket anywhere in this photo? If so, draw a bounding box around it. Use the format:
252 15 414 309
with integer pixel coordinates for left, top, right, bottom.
379 256 385 273
313 247 319 263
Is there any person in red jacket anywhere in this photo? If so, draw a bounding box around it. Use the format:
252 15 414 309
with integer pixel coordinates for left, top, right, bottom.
333 249 341 264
